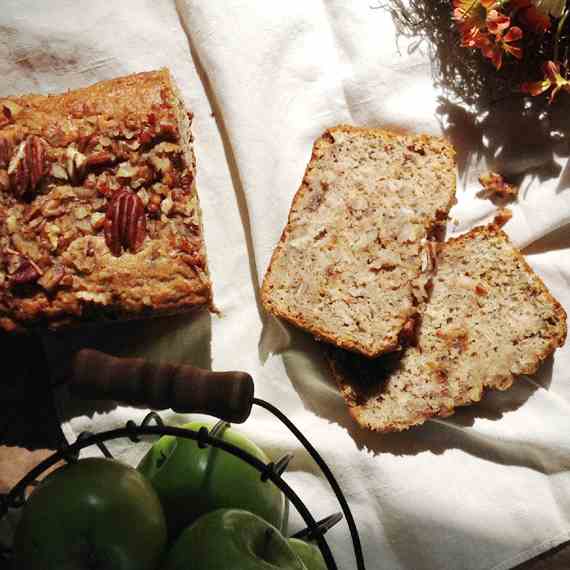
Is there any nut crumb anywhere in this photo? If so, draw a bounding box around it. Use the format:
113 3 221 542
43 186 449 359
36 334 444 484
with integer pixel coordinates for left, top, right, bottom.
493 208 512 228
478 172 518 201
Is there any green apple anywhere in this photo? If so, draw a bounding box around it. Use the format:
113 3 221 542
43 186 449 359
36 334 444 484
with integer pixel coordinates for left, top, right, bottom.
164 509 307 570
13 457 167 570
137 421 287 539
289 538 328 570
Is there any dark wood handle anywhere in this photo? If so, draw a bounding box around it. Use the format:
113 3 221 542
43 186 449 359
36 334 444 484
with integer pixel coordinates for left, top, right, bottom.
68 349 254 423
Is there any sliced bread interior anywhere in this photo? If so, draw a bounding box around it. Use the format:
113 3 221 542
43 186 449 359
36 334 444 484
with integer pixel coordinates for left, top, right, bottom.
261 125 457 357
329 224 567 432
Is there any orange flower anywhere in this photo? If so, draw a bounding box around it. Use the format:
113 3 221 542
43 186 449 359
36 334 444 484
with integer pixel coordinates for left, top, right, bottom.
453 0 502 47
521 60 570 102
453 0 503 30
480 26 524 69
453 0 499 22
486 9 511 34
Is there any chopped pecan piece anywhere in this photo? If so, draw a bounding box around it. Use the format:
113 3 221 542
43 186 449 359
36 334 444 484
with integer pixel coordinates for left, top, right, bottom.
77 132 95 153
158 122 178 141
66 147 87 185
11 257 42 286
147 193 162 217
0 101 20 127
7 135 49 198
475 284 488 296
0 137 12 169
493 208 513 228
0 170 8 192
104 189 146 256
180 172 194 192
479 171 518 200
182 251 205 270
38 265 66 292
139 129 154 146
85 151 116 170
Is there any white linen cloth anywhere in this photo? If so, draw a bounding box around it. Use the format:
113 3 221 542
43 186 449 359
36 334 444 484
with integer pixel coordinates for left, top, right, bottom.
1 1 570 568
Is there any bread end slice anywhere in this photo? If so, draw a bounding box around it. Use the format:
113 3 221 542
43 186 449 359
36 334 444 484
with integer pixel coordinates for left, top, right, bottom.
330 224 567 432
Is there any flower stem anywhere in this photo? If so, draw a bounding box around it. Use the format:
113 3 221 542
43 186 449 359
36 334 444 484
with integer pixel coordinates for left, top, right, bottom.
554 8 569 62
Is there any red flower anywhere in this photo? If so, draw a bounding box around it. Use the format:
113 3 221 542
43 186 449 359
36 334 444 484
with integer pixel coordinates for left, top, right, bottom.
480 26 524 69
521 60 570 102
459 25 490 48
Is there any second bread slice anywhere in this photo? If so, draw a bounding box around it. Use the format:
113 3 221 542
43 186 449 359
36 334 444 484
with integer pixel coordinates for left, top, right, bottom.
329 224 568 432
261 125 457 357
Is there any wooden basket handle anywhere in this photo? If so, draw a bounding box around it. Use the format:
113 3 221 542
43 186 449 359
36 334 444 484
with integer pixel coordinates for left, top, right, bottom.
68 349 254 423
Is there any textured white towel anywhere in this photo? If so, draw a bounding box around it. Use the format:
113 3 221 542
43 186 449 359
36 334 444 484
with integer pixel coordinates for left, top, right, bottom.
2 1 570 568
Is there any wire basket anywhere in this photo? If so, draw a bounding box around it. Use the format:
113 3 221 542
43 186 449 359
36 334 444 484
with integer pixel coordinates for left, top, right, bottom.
1 398 365 570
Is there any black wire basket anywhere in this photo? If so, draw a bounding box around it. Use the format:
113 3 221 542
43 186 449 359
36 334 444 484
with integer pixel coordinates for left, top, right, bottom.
1 398 365 570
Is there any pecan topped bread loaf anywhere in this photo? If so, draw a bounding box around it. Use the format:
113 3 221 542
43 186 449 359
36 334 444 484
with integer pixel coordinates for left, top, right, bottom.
329 224 567 432
261 126 457 358
0 69 213 332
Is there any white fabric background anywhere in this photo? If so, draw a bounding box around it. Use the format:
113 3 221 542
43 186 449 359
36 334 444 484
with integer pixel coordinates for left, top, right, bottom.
2 1 570 569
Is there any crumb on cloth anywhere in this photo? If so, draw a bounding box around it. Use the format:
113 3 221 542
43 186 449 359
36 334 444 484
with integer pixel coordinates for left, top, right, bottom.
478 171 518 201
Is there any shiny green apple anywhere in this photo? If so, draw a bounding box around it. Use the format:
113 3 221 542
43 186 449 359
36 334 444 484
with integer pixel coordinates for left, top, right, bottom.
137 421 287 539
164 509 306 570
289 538 328 570
13 458 167 570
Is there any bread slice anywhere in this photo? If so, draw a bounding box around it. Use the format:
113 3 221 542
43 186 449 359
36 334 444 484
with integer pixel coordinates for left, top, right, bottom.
329 224 567 432
261 126 457 358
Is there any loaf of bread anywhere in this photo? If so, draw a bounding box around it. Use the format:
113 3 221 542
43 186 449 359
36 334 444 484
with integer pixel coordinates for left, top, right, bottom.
329 224 567 432
261 125 457 358
0 69 213 332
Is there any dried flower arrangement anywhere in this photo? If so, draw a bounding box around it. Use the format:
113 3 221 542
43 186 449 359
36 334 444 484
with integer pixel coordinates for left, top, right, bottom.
453 1 570 102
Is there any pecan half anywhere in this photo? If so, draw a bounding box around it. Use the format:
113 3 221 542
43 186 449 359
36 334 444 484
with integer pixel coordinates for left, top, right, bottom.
104 189 146 256
7 135 48 198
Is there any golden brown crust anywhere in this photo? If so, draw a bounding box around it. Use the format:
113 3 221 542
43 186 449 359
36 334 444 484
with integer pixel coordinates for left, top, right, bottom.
0 70 213 332
261 124 457 358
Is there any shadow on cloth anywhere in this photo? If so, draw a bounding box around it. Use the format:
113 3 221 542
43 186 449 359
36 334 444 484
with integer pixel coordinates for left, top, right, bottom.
0 309 213 450
523 223 570 255
278 324 565 474
52 309 213 427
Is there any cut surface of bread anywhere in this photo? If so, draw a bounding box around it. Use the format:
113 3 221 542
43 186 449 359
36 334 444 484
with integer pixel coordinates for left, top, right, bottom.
0 69 213 332
330 224 567 432
261 125 457 358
